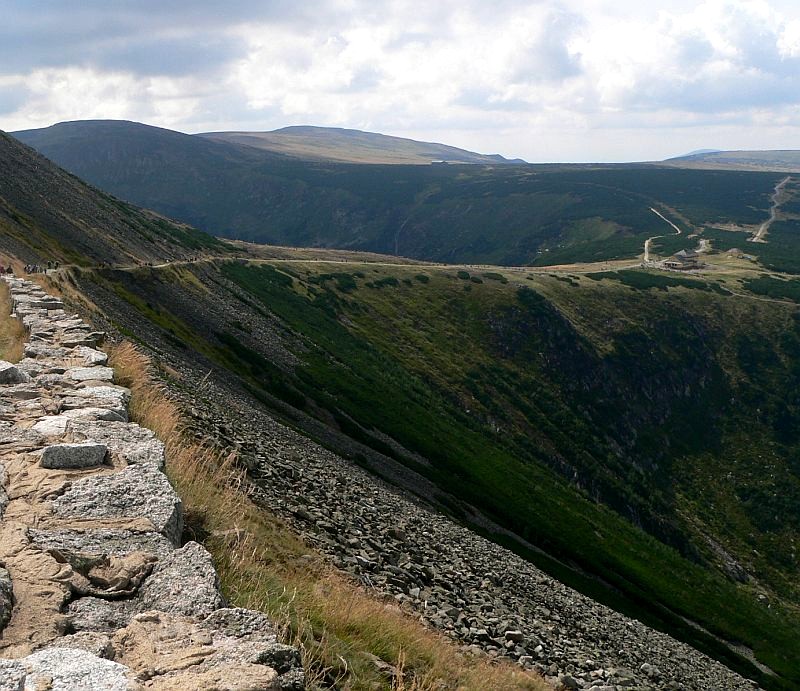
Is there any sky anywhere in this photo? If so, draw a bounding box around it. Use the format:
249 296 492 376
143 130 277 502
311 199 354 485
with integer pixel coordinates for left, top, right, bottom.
2 0 800 162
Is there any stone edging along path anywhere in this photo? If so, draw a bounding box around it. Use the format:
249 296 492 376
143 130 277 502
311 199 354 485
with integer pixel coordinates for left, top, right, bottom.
0 276 304 690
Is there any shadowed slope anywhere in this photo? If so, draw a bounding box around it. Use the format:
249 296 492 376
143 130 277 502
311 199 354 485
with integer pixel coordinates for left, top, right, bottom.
0 130 224 266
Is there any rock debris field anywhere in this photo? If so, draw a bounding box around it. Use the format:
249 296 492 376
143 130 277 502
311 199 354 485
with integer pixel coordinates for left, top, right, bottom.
0 277 304 690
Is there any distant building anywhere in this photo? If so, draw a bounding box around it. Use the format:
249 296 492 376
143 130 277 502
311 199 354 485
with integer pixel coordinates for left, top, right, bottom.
663 249 701 270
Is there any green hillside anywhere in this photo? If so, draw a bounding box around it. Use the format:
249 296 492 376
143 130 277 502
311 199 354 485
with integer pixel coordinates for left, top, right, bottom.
13 121 785 266
73 256 800 689
666 149 800 172
200 125 524 164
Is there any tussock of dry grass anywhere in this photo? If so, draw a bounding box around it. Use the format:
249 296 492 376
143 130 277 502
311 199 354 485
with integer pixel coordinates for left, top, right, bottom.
109 341 550 691
0 281 26 362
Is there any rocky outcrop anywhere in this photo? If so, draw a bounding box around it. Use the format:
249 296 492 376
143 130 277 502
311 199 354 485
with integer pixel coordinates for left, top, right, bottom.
0 277 304 690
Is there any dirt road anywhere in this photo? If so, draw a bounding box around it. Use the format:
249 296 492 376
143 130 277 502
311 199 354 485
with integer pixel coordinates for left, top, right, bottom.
644 207 682 262
750 176 791 243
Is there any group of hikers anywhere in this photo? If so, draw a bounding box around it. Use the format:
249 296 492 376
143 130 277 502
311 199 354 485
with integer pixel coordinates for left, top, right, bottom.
23 260 59 274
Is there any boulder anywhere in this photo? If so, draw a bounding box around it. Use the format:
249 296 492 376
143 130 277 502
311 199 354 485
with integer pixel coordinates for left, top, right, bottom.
0 660 26 691
31 415 71 438
67 420 165 469
113 611 283 690
29 528 175 559
47 631 114 659
0 567 13 633
0 647 135 690
24 344 67 360
61 385 130 413
61 406 128 423
67 542 224 633
51 463 183 544
66 366 115 382
40 442 108 469
71 346 109 366
137 541 224 618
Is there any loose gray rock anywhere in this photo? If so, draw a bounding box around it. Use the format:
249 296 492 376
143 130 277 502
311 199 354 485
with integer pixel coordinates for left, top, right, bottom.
40 443 108 469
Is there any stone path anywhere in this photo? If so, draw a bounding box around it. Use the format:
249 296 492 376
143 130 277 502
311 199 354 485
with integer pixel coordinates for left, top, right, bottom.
0 277 304 690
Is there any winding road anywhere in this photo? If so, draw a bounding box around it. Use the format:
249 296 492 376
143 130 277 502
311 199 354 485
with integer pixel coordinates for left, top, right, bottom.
644 207 682 261
750 176 791 243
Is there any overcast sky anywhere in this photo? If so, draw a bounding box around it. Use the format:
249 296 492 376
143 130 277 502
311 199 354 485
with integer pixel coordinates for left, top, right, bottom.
2 0 800 162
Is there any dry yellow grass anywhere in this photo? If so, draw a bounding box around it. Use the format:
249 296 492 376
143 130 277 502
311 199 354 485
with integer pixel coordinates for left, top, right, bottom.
0 280 26 362
109 341 551 691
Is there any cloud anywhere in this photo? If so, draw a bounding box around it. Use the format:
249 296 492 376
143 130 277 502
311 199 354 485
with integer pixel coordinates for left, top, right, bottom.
0 83 29 115
2 0 800 161
578 0 800 114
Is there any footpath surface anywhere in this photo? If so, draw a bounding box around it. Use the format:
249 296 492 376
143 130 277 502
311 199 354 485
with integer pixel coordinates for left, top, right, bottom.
0 276 304 690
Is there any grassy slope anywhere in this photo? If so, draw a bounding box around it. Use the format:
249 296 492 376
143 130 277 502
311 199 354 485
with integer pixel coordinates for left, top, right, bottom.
13 121 784 266
665 150 800 172
86 258 800 689
199 126 519 165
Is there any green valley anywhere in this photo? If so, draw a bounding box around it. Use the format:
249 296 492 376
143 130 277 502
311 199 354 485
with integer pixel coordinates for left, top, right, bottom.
12 121 791 268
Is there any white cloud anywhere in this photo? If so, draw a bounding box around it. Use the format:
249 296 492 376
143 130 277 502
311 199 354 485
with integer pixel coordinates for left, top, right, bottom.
2 0 800 161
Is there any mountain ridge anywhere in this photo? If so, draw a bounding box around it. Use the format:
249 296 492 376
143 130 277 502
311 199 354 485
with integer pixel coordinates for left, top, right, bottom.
664 149 800 171
199 124 527 165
